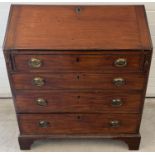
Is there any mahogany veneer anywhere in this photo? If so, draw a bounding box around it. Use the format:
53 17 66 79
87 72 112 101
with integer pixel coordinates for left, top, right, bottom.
3 5 152 150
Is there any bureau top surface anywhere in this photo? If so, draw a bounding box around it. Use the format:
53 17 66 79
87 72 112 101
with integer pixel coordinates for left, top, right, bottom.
3 5 152 51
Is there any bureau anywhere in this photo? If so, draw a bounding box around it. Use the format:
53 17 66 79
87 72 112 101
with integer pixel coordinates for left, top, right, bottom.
3 5 152 150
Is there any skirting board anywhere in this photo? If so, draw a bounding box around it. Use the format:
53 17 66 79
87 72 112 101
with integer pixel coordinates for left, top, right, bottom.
0 93 12 98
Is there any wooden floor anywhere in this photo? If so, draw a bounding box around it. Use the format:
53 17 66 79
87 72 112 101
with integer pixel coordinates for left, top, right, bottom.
0 98 155 152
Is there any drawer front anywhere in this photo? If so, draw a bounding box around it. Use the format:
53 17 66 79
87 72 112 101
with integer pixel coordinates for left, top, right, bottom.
12 73 145 90
18 114 140 135
13 53 144 72
16 91 142 113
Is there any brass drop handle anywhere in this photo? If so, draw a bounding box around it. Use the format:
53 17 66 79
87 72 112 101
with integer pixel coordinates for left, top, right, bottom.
110 120 120 128
114 58 127 67
111 99 123 106
113 78 125 86
28 58 42 68
39 120 49 128
36 98 48 106
33 77 45 87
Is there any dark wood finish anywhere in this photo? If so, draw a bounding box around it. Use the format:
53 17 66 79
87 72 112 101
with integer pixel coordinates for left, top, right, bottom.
18 114 140 135
18 136 35 150
12 73 145 90
15 91 142 113
3 5 152 50
3 5 152 150
113 133 141 150
18 134 141 150
13 52 144 72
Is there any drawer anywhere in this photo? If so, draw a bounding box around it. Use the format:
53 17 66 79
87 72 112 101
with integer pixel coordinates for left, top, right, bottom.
13 53 144 72
15 91 142 113
18 114 140 135
12 73 145 90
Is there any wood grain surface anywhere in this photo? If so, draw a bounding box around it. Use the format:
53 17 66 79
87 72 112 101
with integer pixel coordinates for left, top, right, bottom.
3 5 152 50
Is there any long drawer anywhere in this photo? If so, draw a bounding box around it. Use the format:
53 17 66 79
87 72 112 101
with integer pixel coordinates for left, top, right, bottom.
15 91 142 113
13 52 144 72
18 114 140 135
12 73 145 90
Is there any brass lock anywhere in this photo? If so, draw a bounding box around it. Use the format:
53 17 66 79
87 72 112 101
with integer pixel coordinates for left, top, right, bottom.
111 99 123 106
113 78 125 86
28 58 42 68
110 120 120 128
33 77 45 87
36 98 48 106
114 58 127 67
39 120 49 128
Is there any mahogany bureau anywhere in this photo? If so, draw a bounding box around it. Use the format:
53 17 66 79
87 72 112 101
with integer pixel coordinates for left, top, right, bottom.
3 5 152 150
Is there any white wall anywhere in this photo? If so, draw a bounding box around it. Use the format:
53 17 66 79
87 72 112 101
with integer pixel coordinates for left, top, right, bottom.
0 2 155 97
0 3 11 97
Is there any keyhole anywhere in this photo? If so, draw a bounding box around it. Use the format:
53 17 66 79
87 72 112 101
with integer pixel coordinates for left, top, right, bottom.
77 115 81 120
77 96 80 99
77 75 80 80
76 7 81 14
76 57 80 62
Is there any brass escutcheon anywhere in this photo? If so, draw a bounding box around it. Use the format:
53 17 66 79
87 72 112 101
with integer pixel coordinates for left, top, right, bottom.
28 58 42 68
113 78 125 86
32 77 45 87
36 98 48 106
39 120 49 128
111 99 123 106
110 120 120 128
114 58 127 67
